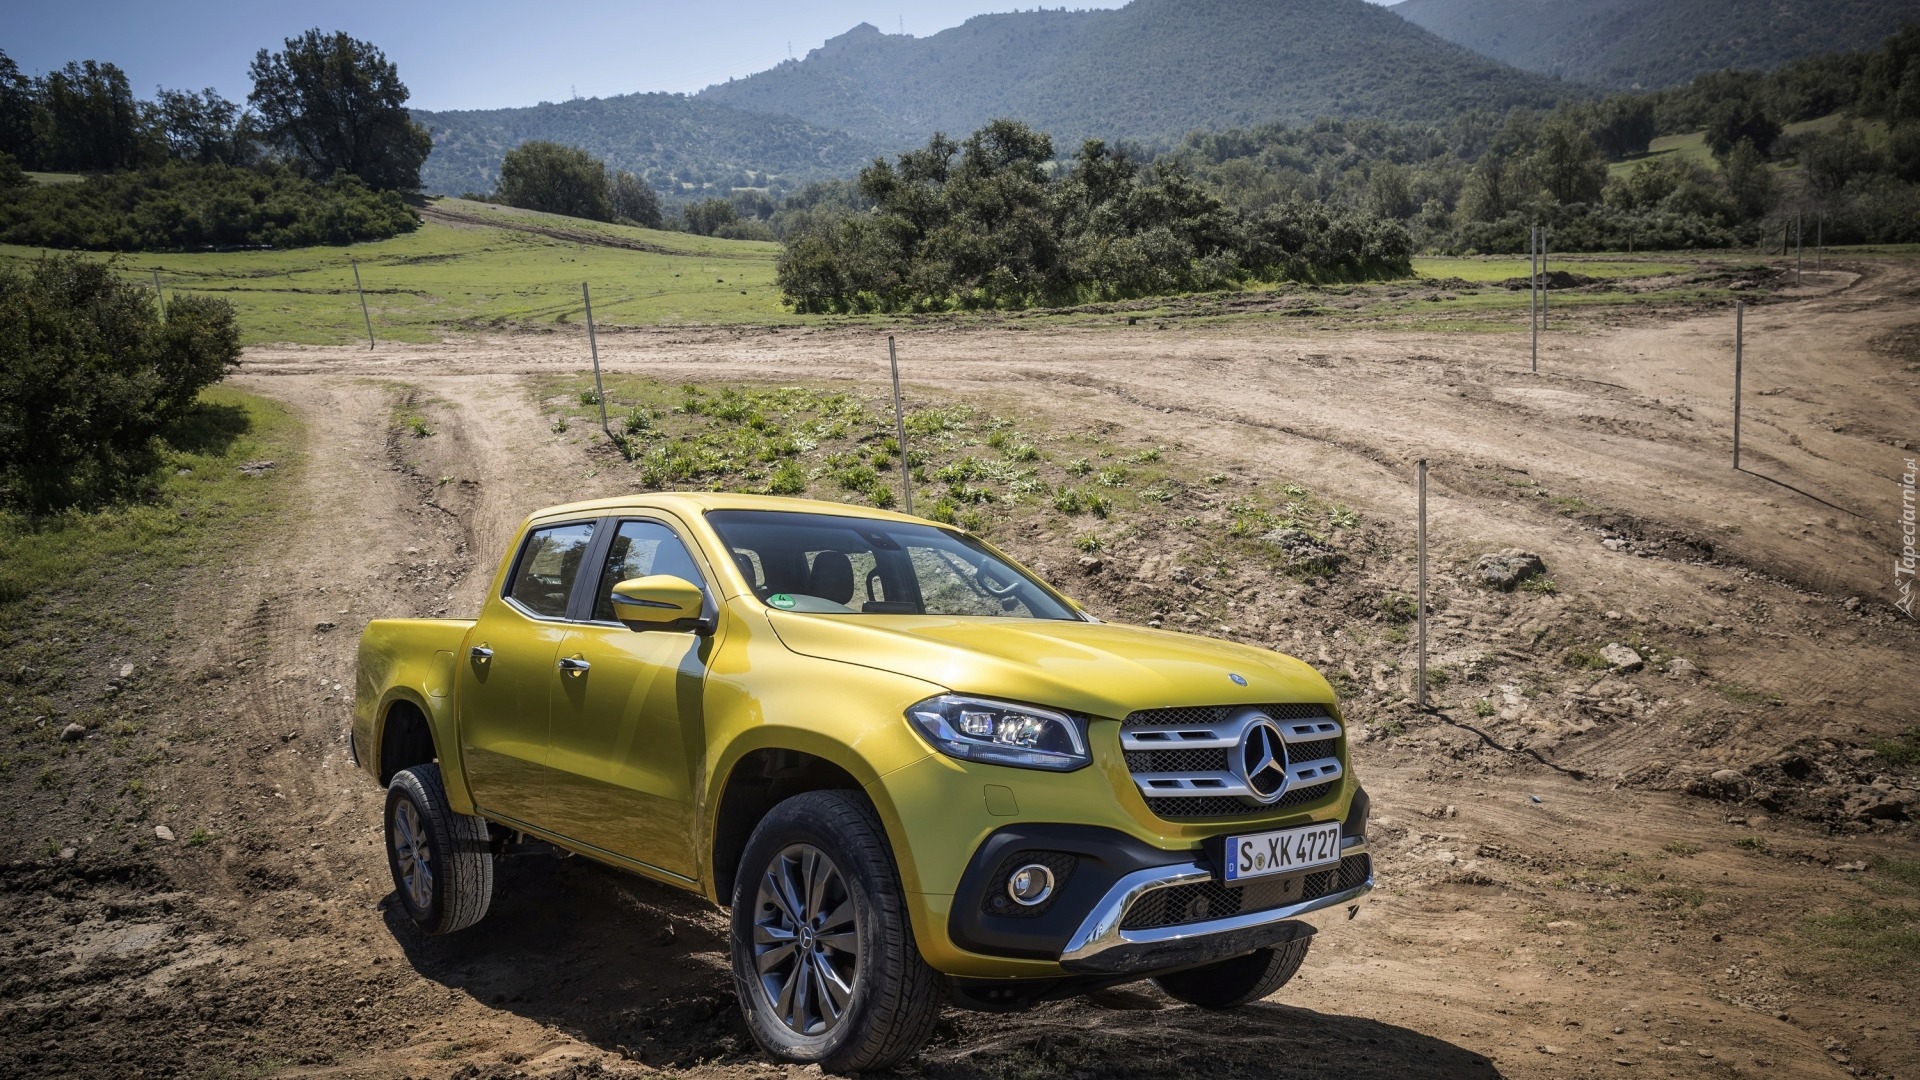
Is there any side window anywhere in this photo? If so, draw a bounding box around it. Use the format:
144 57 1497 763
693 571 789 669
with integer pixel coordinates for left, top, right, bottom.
593 521 706 622
506 522 596 619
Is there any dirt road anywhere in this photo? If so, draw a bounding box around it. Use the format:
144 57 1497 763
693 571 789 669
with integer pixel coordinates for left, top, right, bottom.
7 258 1915 1079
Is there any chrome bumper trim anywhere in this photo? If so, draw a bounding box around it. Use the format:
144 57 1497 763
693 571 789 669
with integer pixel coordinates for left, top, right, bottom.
1057 843 1372 965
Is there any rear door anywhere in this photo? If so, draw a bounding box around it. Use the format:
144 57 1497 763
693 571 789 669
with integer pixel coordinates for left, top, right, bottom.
543 517 716 879
455 519 598 824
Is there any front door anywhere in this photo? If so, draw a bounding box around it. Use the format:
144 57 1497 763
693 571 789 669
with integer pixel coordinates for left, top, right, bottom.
455 519 597 824
545 519 713 878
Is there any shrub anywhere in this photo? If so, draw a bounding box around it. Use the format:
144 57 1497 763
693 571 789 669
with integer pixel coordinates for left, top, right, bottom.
0 163 418 251
0 254 240 510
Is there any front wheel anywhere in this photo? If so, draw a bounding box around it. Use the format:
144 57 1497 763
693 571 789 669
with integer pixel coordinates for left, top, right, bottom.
1152 935 1312 1009
729 790 942 1072
385 763 494 934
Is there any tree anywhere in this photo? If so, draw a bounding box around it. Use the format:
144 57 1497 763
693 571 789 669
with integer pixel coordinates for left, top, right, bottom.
0 50 37 167
0 254 241 511
1530 117 1608 205
496 141 611 220
681 197 738 236
153 88 251 166
1721 139 1774 219
248 29 430 191
609 169 662 228
35 60 150 171
1705 97 1781 160
1589 96 1655 161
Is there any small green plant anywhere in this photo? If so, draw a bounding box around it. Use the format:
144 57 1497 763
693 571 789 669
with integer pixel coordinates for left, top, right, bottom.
925 496 959 524
1328 504 1358 529
1425 668 1452 690
1096 465 1130 487
577 389 601 406
1282 483 1307 498
1382 626 1408 644
186 826 216 847
1177 515 1200 528
402 414 434 438
1066 457 1093 476
767 459 807 496
1075 533 1103 553
1870 855 1920 888
1562 645 1610 670
1518 576 1559 595
1550 495 1592 515
1873 727 1920 767
868 485 895 510
1662 841 1702 857
551 416 570 434
1205 472 1228 485
1473 698 1497 718
1377 594 1417 623
622 407 653 435
1140 488 1172 503
1717 683 1769 706
1733 836 1768 851
1129 447 1163 464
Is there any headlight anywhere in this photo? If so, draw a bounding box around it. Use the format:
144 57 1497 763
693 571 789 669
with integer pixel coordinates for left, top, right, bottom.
905 694 1090 772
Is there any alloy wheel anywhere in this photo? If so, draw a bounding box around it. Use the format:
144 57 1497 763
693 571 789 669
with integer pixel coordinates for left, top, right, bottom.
392 798 434 912
751 843 861 1036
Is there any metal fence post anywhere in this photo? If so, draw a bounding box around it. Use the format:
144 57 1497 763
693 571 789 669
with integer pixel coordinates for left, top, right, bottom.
1816 209 1823 271
582 283 612 439
1733 300 1744 470
151 268 166 321
889 336 913 515
351 259 375 350
1416 458 1429 711
1795 208 1803 286
1530 227 1539 374
1541 227 1548 329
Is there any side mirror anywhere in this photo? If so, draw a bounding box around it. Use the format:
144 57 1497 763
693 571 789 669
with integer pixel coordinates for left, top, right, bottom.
609 575 708 632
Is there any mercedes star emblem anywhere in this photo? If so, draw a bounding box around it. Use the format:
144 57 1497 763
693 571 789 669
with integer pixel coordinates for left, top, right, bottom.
1235 717 1290 803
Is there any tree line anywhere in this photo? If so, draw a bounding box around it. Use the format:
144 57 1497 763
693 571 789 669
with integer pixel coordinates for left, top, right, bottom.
0 31 432 250
1162 24 1920 255
773 120 1414 314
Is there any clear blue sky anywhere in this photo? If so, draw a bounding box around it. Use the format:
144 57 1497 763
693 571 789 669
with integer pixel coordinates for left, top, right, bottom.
0 2 1173 112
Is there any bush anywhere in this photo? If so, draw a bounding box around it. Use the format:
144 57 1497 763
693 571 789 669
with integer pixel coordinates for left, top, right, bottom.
0 163 417 251
0 254 240 510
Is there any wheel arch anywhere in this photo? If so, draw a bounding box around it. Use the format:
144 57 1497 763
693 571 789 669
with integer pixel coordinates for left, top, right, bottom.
707 740 875 906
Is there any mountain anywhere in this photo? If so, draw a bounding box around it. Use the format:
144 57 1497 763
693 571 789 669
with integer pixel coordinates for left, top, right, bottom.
1390 0 1917 89
411 94 882 197
696 0 1569 149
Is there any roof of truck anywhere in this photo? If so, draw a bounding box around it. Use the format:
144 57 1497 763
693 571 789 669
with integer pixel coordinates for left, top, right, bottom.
524 491 936 529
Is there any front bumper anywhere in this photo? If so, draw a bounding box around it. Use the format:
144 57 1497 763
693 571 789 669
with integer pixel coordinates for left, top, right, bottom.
1057 841 1371 974
943 814 1372 977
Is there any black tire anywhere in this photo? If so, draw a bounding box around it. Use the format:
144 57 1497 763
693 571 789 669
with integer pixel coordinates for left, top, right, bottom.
729 790 942 1072
385 763 494 934
1152 935 1312 1009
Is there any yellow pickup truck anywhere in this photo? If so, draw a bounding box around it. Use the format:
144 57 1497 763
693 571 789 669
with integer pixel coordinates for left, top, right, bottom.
353 493 1371 1070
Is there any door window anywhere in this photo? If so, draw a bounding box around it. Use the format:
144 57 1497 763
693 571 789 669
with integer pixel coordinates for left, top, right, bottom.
592 520 707 622
506 522 597 619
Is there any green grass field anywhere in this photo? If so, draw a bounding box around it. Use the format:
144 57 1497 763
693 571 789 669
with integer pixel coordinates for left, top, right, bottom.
0 199 791 346
1411 256 1692 282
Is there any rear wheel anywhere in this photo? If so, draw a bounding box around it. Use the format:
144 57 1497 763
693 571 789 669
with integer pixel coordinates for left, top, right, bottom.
1152 935 1311 1009
729 790 941 1072
385 763 494 934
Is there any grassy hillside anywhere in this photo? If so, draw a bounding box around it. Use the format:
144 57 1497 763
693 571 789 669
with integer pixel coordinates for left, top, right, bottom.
698 0 1568 148
412 94 882 198
1391 0 1916 88
0 200 788 345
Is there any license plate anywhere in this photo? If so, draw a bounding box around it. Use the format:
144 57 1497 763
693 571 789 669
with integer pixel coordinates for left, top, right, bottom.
1222 821 1342 883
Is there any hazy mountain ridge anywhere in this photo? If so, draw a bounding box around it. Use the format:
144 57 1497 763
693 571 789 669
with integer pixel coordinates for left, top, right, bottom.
1391 0 1916 88
697 0 1569 147
411 93 882 197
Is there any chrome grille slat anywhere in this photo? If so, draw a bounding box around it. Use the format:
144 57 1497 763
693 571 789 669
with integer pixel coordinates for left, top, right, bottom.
1121 702 1344 821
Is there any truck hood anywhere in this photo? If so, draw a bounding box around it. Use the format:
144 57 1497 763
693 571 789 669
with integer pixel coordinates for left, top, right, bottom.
763 611 1335 719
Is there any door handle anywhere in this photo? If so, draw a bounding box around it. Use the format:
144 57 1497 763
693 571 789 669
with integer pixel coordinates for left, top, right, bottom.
470 645 493 662
557 656 591 675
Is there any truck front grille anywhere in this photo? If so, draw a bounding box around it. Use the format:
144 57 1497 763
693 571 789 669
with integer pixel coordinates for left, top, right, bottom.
1120 703 1345 820
1119 853 1371 931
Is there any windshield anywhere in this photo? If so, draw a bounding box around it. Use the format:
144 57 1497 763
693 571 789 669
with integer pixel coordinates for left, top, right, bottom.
705 509 1079 620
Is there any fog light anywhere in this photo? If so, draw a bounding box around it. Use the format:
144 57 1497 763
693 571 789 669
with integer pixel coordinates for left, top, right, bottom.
1007 863 1055 906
